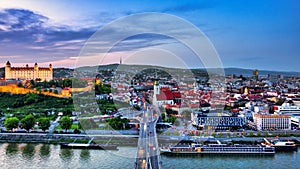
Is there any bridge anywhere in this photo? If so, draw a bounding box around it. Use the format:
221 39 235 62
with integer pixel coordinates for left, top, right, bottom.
135 104 162 169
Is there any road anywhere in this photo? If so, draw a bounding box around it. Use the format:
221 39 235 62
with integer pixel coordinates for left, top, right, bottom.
135 106 161 169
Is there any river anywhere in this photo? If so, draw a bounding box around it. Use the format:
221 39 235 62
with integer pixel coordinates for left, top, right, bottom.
0 143 299 169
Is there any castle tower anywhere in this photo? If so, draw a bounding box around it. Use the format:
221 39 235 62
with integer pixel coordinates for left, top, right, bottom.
34 63 38 70
34 63 38 79
5 61 11 79
49 64 53 81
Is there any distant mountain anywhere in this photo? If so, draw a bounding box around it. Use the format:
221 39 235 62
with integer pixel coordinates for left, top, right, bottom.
0 65 299 79
223 68 300 77
53 68 73 79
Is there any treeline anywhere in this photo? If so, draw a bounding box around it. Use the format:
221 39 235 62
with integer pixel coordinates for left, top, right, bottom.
4 114 75 133
19 78 88 89
0 93 74 117
95 83 111 95
4 114 50 132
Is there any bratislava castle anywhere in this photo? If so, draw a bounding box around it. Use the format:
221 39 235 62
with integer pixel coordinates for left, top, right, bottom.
5 61 53 81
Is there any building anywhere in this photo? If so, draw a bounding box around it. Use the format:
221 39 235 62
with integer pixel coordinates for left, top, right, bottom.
273 105 300 114
254 114 291 131
153 80 175 107
5 61 53 81
192 113 246 130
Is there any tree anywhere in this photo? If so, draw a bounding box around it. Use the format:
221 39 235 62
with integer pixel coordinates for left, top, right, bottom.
276 99 285 106
107 117 130 130
60 116 72 132
17 82 23 88
249 131 254 137
166 108 172 115
21 114 36 132
30 79 35 87
38 117 51 132
168 116 177 124
54 89 59 94
36 87 42 94
4 117 19 131
257 131 261 137
265 131 269 137
161 113 167 122
269 106 274 114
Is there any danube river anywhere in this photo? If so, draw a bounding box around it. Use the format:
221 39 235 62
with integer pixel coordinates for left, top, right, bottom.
0 143 299 169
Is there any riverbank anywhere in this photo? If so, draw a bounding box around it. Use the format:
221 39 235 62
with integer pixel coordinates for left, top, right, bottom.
1 132 300 146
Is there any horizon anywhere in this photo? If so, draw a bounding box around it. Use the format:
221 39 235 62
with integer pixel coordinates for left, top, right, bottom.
2 62 300 76
0 0 299 71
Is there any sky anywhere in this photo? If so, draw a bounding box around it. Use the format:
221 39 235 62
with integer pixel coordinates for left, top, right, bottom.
0 0 299 71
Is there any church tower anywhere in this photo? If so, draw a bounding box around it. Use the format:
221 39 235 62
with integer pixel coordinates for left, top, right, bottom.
5 61 11 79
193 81 198 93
154 80 160 95
152 80 160 107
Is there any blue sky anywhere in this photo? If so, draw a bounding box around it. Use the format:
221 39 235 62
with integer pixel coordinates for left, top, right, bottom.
0 0 299 71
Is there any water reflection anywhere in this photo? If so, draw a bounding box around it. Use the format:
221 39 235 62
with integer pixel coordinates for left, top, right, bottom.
21 144 36 160
80 149 90 160
39 144 50 159
5 143 19 156
59 148 73 161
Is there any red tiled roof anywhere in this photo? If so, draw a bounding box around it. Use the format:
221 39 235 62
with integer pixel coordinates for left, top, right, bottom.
39 68 51 71
11 67 34 71
172 91 181 98
10 67 51 71
156 90 173 100
160 87 170 91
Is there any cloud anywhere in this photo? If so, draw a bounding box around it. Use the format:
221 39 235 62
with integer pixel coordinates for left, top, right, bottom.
161 1 216 13
0 8 48 31
0 8 98 64
0 8 219 68
0 9 182 64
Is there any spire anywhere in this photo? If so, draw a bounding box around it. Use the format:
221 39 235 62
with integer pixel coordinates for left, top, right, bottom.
6 61 11 66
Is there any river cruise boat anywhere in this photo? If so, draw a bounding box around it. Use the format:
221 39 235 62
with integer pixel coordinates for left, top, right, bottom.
160 143 275 155
60 137 118 150
60 142 118 150
262 138 297 151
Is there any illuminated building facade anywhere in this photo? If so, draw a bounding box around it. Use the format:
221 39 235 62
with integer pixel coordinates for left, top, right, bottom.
5 61 53 81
